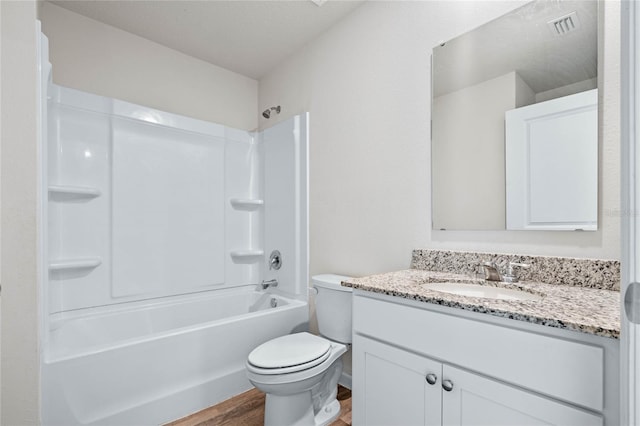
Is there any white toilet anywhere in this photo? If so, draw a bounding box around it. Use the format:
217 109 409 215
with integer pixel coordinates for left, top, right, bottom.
246 274 352 426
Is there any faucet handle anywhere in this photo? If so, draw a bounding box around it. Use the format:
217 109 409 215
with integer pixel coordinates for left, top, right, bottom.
503 262 530 283
269 250 282 270
508 262 530 271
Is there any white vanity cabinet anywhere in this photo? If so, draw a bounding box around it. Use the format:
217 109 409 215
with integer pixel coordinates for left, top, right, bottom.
355 335 602 426
441 364 601 426
352 292 619 426
353 335 442 425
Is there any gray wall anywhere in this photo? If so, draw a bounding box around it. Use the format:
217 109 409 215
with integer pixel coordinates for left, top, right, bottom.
41 2 259 131
1 1 41 424
259 0 620 280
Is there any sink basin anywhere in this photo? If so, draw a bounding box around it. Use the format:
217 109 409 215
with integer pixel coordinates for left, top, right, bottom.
425 282 543 301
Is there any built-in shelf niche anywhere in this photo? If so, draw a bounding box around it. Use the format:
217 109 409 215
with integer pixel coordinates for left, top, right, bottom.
49 185 101 201
229 198 264 211
49 257 102 271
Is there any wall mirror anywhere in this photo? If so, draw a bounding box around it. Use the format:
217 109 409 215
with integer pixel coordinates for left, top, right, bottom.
431 0 598 231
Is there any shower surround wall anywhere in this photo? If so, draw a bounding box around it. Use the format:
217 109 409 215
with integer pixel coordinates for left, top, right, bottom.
47 85 257 311
42 83 309 425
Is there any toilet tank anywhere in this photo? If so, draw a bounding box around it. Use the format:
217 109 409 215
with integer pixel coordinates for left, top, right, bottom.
312 274 353 344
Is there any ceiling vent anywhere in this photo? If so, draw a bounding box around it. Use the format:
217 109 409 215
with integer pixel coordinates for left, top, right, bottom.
548 11 581 36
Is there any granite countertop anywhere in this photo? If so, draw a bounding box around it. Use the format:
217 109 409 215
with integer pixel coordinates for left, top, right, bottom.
342 269 620 339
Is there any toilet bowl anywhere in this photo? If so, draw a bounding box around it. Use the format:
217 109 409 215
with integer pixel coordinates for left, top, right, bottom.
246 274 352 426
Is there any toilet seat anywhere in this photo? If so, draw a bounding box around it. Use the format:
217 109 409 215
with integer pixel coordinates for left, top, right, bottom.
247 332 332 375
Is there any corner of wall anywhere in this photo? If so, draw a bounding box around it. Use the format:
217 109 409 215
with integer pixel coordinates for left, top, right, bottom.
1 1 42 424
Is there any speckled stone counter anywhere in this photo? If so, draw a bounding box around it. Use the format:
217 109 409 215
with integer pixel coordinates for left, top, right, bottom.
342 269 620 339
412 249 620 291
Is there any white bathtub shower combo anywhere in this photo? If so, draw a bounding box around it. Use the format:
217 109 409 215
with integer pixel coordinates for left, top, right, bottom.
38 33 309 425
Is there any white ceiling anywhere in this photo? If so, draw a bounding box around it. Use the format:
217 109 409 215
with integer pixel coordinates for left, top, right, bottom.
433 0 597 97
49 0 365 80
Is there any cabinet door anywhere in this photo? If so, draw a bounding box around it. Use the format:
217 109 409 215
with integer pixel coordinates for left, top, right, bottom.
352 335 441 426
442 365 603 426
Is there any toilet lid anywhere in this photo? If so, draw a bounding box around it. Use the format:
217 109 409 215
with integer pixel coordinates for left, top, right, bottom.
248 332 332 370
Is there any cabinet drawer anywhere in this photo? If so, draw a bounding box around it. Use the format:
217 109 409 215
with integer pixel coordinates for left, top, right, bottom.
353 295 604 411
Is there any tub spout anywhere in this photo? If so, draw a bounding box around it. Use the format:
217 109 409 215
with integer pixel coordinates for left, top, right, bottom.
261 279 278 290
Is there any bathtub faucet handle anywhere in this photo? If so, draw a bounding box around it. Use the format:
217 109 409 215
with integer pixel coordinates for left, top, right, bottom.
269 250 282 270
261 279 278 290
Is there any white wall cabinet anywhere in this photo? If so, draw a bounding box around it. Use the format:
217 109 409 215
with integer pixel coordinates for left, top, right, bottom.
352 292 619 425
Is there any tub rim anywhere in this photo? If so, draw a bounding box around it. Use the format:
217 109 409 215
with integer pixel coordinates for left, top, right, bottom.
46 288 307 363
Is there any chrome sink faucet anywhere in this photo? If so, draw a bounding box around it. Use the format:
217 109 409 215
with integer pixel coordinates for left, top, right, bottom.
481 261 530 283
481 262 502 281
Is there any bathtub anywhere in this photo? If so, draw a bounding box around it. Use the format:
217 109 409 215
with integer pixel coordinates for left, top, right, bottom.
42 286 308 425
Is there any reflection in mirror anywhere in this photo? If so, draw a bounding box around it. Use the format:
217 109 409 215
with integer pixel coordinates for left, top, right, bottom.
431 0 598 231
505 89 598 230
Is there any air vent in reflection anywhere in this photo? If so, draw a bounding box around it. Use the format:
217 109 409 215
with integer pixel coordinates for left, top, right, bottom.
548 11 580 36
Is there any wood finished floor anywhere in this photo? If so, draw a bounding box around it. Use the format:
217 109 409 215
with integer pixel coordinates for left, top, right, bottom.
167 385 352 426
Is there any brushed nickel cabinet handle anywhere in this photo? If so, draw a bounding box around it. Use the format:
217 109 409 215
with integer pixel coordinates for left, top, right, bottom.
426 373 437 385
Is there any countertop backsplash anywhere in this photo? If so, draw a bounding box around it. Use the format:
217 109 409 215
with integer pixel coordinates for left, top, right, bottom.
411 249 620 291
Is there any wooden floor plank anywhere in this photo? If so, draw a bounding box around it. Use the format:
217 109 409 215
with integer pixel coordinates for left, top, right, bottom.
167 386 351 426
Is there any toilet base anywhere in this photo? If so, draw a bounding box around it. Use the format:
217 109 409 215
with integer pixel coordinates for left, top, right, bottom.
264 391 315 426
247 337 348 426
264 392 341 426
314 399 341 426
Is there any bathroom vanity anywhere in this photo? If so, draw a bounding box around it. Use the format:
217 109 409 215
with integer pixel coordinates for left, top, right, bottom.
345 252 620 426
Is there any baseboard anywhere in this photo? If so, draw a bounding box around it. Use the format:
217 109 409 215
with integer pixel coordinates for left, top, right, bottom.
338 371 352 390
